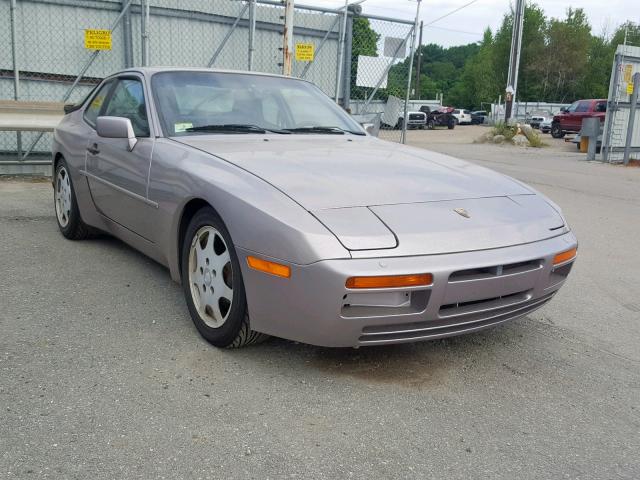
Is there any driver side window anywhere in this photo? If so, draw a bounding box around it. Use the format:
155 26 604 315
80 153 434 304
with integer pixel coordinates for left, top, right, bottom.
567 102 579 113
103 79 150 137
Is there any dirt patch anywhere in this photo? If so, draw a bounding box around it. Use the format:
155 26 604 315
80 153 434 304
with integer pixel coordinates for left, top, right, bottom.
0 175 51 183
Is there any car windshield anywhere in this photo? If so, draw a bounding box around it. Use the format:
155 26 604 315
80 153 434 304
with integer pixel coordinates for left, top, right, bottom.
151 71 364 136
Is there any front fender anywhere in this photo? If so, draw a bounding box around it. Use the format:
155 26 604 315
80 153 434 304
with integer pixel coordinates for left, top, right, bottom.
148 139 350 282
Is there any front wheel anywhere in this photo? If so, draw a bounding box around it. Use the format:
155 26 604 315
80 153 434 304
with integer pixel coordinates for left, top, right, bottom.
427 119 435 130
181 207 268 348
551 123 565 139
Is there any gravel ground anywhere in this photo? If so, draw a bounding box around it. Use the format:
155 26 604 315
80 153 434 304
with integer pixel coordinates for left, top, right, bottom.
1 130 639 479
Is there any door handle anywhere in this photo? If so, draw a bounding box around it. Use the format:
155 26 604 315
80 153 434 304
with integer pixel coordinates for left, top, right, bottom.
87 144 100 155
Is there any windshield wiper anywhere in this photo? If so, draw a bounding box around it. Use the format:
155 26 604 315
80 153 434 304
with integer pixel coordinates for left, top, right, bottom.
283 126 365 135
186 124 290 134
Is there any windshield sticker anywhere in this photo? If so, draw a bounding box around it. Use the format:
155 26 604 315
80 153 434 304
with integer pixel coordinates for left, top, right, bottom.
174 122 193 133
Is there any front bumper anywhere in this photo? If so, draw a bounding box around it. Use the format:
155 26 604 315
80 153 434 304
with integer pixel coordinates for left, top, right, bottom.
238 231 577 347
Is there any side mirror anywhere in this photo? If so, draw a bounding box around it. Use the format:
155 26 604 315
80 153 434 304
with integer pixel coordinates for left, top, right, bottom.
96 116 138 151
362 123 376 136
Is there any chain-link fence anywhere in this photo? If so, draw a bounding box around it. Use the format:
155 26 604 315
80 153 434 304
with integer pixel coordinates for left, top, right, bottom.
1 0 432 170
346 14 416 142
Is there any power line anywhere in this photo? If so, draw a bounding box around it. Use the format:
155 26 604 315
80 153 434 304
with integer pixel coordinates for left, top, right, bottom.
423 0 481 27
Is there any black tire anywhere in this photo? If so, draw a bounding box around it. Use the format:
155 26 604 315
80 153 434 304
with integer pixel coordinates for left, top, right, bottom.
53 158 92 240
551 123 565 139
396 118 404 131
181 207 268 348
427 119 435 130
447 120 455 130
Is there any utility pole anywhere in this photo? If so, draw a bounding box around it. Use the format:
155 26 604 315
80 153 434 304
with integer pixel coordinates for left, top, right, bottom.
282 0 294 76
414 21 423 99
504 0 524 122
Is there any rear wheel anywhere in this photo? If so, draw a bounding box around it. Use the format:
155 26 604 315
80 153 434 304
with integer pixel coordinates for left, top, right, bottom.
551 123 565 139
181 207 268 348
54 159 91 240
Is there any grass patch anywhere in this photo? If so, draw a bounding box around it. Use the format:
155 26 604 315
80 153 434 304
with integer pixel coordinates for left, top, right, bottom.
491 122 518 141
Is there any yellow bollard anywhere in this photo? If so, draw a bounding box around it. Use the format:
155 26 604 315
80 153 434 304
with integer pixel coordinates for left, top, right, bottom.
580 136 589 153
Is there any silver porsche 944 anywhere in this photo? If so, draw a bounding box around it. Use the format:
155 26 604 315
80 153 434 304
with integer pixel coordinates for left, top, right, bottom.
52 68 577 348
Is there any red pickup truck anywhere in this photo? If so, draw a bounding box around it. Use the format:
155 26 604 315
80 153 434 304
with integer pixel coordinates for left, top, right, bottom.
550 99 607 138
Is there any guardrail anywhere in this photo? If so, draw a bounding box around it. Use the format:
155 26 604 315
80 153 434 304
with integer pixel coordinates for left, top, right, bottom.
0 100 63 132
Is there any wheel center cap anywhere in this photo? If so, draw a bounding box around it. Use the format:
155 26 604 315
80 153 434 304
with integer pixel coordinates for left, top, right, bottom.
204 269 212 286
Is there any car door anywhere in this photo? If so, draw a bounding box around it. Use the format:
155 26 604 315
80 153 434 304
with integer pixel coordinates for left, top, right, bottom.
85 75 157 241
572 100 592 131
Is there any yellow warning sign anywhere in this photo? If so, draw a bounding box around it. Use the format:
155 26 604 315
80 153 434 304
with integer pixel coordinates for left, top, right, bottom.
84 29 112 50
295 43 315 62
627 82 634 95
623 64 633 83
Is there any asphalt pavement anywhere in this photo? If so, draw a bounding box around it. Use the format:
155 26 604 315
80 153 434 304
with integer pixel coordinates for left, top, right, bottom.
1 131 639 479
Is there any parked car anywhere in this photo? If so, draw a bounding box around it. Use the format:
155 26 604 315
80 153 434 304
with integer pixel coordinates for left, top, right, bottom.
397 111 427 130
551 99 607 138
451 109 472 125
471 110 487 125
420 106 456 129
53 67 577 348
528 111 551 129
540 118 552 133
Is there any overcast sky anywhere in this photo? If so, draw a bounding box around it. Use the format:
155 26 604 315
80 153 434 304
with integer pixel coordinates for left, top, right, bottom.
311 0 639 47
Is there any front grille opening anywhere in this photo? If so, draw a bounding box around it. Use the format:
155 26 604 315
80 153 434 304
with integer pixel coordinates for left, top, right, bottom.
439 290 531 316
360 292 555 343
449 259 542 282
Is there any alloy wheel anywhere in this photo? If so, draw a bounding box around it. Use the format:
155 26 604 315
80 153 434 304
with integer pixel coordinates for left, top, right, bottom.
188 226 234 328
55 166 72 227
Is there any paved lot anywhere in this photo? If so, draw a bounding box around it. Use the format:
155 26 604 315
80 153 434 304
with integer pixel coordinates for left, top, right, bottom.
1 129 639 479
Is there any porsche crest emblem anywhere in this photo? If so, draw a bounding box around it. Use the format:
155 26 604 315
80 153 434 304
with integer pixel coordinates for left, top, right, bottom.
454 208 471 218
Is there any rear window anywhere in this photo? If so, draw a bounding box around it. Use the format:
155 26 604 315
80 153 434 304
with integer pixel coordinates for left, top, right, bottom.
453 109 460 114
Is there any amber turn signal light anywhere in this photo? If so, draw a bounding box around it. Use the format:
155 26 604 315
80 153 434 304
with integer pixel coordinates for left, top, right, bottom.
553 247 577 265
247 256 291 278
345 273 433 289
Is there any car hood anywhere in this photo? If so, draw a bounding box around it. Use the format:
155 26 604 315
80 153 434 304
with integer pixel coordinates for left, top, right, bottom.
175 135 532 210
176 135 566 254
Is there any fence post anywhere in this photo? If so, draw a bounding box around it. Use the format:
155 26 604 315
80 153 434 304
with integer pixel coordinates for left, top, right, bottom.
401 0 420 144
334 0 349 103
140 0 150 66
623 72 640 166
9 0 22 160
248 0 256 70
122 0 134 68
342 12 353 110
